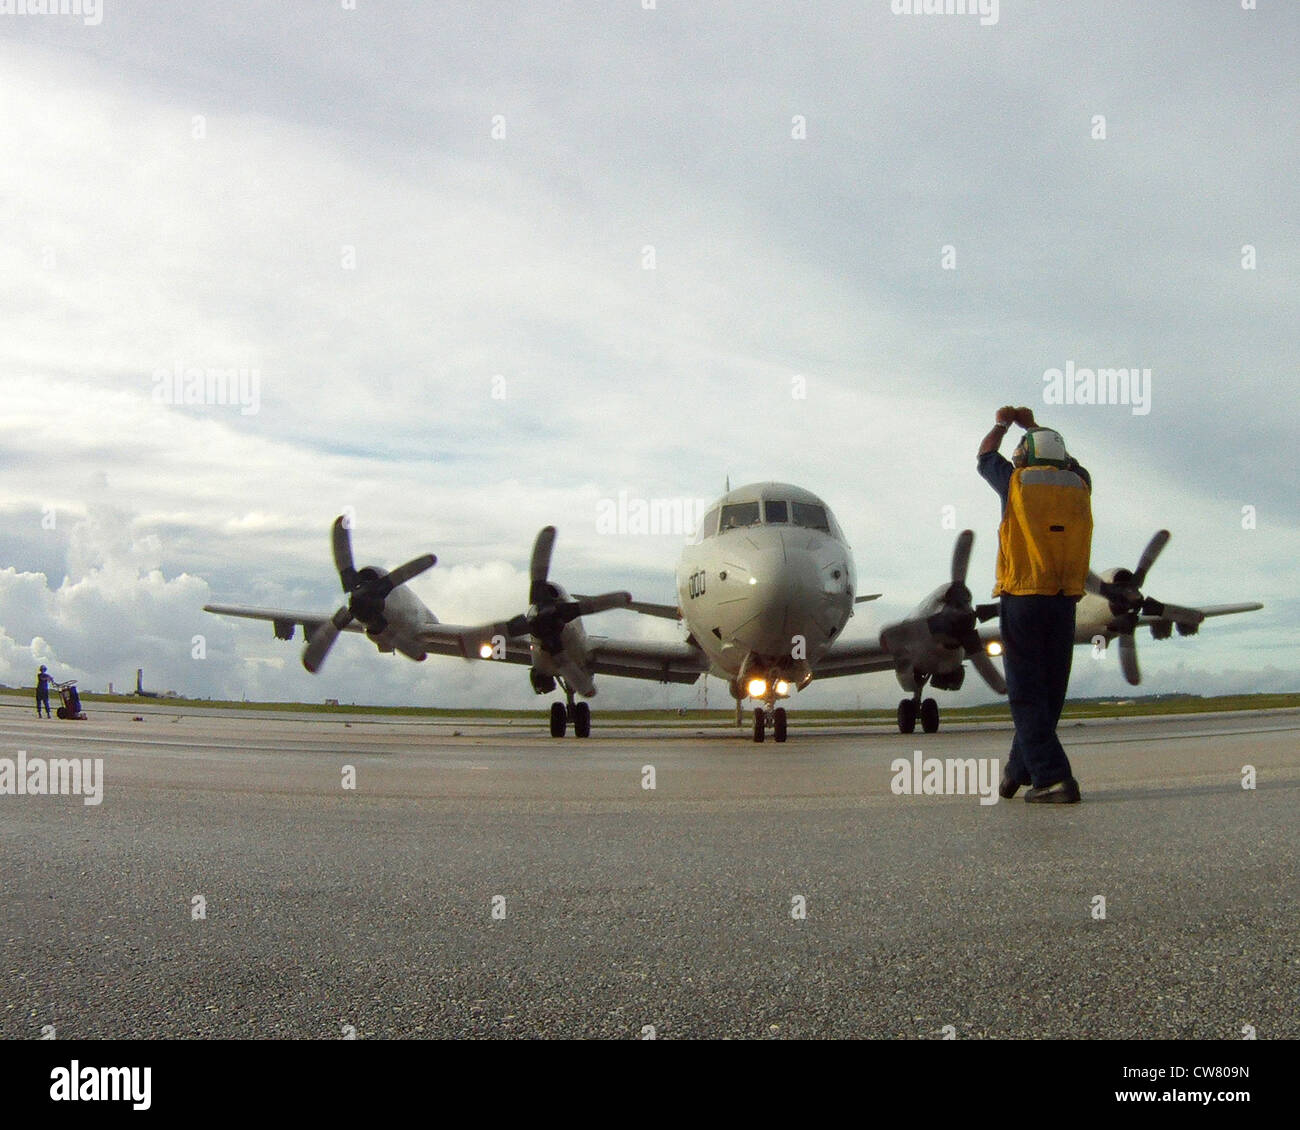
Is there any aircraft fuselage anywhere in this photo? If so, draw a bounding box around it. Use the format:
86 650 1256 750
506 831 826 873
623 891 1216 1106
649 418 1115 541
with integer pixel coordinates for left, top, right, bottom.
674 482 856 702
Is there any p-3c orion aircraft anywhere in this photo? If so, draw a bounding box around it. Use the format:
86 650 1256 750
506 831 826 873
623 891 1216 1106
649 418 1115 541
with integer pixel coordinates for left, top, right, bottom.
204 481 1262 743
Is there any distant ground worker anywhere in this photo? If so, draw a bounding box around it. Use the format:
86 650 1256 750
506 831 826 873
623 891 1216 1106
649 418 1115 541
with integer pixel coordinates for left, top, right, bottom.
36 664 54 719
978 405 1092 803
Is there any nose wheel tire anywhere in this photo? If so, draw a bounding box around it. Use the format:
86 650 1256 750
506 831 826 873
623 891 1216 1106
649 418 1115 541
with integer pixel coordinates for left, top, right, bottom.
773 707 787 743
920 697 940 733
897 698 917 734
752 708 766 743
549 701 567 737
573 700 591 738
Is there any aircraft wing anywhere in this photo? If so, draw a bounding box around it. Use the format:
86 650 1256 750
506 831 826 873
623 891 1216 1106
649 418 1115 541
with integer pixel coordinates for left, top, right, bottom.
808 638 897 680
617 599 683 621
203 604 366 639
206 603 708 684
972 600 1264 650
205 604 529 660
412 626 707 684
584 636 709 684
1140 602 1263 622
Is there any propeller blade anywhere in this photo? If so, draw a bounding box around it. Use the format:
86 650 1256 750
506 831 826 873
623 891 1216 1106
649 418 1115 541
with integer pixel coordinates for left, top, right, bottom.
1118 633 1141 685
572 591 632 617
331 517 358 591
1085 571 1105 597
377 553 437 596
303 606 352 673
505 615 531 639
529 526 557 604
1132 530 1170 588
967 647 1007 695
951 530 974 588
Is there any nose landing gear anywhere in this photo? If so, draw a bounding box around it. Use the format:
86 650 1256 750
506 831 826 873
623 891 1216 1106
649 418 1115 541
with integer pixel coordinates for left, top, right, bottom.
752 704 788 743
732 678 790 743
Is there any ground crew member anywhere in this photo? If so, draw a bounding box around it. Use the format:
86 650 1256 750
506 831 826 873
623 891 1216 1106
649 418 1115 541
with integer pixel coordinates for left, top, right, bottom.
36 664 54 719
978 405 1092 803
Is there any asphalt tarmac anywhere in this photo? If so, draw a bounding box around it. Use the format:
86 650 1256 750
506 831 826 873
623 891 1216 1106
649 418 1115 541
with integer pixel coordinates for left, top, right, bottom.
1 702 1295 1039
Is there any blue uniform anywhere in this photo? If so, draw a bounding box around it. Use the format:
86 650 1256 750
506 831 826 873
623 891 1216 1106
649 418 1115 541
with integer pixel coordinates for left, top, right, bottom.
979 451 1091 789
36 669 54 717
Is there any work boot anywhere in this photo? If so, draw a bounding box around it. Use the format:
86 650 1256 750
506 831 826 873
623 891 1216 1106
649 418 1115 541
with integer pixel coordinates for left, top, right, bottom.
1024 777 1081 804
999 767 1028 799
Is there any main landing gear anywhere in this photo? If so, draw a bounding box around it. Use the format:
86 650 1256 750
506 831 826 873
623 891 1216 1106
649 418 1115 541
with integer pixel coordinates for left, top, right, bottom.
897 690 940 734
548 678 591 738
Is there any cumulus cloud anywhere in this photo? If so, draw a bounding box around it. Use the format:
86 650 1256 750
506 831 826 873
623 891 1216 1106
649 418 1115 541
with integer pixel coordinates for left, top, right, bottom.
1 5 1294 711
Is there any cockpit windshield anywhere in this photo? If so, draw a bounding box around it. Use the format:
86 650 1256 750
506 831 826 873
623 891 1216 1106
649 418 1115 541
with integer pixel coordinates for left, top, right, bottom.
693 507 720 543
790 501 830 532
719 502 761 531
700 497 838 539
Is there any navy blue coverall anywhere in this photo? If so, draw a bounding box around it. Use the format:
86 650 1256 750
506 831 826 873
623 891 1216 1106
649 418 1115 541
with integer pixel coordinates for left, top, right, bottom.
36 669 54 718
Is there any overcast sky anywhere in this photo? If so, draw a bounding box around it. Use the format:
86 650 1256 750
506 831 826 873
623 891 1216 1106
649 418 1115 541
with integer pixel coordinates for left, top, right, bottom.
1 1 1296 712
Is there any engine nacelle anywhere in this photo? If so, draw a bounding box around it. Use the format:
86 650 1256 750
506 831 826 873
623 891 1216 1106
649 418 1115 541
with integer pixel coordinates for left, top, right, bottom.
879 617 933 656
930 666 965 692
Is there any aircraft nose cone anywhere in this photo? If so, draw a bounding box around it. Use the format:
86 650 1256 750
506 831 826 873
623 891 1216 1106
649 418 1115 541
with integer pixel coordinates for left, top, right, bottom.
729 537 833 655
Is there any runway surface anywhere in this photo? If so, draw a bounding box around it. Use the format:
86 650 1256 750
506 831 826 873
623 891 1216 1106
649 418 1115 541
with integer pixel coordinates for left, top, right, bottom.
1 702 1296 1039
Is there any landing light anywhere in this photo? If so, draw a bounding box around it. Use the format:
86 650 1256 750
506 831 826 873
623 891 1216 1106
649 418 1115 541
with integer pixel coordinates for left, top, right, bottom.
986 641 1003 657
478 643 494 659
774 679 790 696
748 576 757 585
746 677 767 698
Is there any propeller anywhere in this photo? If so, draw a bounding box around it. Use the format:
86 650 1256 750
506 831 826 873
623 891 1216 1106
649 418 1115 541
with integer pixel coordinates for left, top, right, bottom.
1085 529 1204 685
497 526 631 654
302 517 436 673
926 529 1007 694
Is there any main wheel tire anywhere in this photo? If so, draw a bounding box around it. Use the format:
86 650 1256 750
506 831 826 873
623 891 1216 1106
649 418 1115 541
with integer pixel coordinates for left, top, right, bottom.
549 701 567 738
920 697 940 733
773 707 788 743
897 698 917 734
573 700 591 738
752 707 766 743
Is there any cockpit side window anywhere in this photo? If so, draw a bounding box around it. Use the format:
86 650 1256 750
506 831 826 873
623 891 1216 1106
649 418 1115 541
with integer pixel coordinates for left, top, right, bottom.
719 502 761 531
764 500 789 524
695 507 720 543
790 501 830 532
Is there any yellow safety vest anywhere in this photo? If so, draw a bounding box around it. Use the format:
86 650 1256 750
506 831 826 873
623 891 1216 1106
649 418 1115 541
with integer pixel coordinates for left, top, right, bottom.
994 466 1093 596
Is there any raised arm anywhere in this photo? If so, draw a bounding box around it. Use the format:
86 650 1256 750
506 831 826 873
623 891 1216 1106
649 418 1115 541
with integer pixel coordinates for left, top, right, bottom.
979 404 1018 456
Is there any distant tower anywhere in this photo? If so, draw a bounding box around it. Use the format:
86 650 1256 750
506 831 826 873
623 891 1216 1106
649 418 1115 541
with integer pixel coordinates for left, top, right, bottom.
136 668 144 695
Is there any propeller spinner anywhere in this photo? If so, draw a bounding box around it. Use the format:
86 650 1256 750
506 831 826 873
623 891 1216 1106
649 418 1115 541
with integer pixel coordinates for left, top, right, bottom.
499 526 631 654
302 517 436 673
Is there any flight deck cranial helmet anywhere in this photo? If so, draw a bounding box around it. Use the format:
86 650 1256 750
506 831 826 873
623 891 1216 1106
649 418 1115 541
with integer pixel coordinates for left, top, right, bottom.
1013 427 1069 469
39 665 47 672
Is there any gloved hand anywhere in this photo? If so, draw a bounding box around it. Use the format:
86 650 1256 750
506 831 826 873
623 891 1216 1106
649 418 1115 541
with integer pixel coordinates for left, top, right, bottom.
1014 406 1037 428
996 405 1017 425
